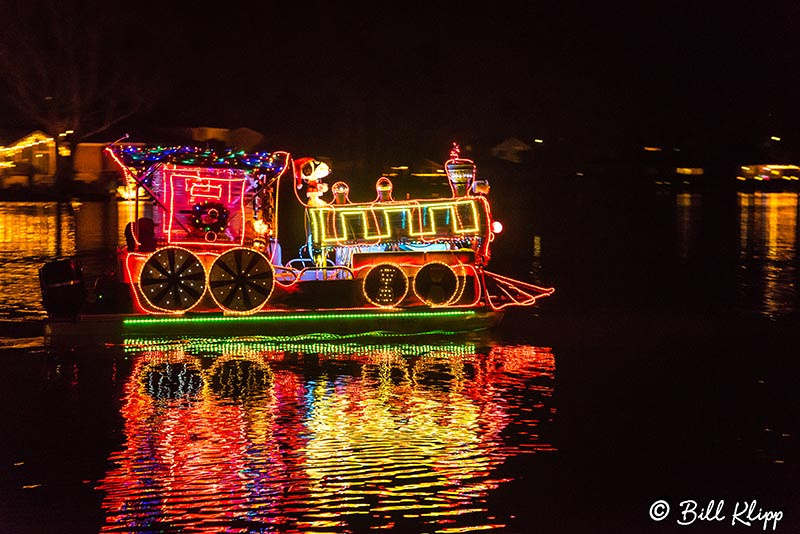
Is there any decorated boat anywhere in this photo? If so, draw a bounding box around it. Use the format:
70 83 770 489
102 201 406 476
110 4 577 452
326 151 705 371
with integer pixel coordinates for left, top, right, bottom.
39 141 553 342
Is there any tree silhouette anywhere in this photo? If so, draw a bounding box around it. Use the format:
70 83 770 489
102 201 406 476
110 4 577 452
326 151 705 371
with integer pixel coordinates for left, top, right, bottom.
0 0 166 194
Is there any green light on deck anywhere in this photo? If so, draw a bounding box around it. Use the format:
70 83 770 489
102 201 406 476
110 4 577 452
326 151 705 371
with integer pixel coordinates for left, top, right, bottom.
123 333 479 355
123 309 477 326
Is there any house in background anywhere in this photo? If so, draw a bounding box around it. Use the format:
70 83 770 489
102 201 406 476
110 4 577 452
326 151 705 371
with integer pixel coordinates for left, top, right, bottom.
0 131 58 190
491 137 532 164
184 126 266 152
0 126 268 198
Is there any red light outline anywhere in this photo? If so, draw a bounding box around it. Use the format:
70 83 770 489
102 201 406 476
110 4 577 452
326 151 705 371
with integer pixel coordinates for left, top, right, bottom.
307 196 492 261
411 261 460 307
164 165 247 248
444 156 477 197
481 270 556 311
137 246 208 314
207 247 276 315
361 263 409 308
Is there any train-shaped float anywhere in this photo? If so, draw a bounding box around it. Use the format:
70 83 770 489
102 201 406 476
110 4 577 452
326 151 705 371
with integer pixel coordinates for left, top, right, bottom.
39 142 554 340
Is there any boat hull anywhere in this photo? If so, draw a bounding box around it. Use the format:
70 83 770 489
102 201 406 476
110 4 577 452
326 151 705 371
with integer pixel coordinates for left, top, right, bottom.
43 307 504 346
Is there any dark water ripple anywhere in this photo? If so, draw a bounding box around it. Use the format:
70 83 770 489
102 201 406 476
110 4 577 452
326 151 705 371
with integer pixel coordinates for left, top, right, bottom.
93 340 556 532
3 190 800 532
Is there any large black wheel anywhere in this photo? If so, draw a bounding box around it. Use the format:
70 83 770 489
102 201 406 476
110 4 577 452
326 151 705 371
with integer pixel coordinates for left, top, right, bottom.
208 248 275 313
139 247 206 312
362 263 408 308
413 262 459 306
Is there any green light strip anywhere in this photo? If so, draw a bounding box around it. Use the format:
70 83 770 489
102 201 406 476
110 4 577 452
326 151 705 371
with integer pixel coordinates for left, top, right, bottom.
123 331 480 355
123 309 478 326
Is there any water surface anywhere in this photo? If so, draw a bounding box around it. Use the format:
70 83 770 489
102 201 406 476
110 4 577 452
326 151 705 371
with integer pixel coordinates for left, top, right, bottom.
1 186 798 533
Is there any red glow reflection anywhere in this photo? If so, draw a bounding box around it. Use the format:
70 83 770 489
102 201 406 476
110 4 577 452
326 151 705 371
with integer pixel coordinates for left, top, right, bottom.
97 339 555 532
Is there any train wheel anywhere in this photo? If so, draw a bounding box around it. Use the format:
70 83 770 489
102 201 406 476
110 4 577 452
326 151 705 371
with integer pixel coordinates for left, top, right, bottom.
362 263 408 308
139 247 206 312
413 262 459 306
208 247 274 313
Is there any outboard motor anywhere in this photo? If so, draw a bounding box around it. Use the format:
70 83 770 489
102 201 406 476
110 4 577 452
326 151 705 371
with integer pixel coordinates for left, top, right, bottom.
38 258 87 318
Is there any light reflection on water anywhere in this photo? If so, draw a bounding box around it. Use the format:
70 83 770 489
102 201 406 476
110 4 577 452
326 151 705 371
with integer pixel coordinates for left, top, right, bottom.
96 338 555 533
675 192 702 261
736 192 800 316
669 191 800 316
0 201 122 319
0 202 75 319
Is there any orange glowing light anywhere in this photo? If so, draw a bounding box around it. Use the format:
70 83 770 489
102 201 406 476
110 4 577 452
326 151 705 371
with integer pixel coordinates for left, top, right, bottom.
97 339 556 532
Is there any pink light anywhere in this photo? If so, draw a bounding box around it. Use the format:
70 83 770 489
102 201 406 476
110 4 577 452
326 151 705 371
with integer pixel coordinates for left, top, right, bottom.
188 180 223 199
491 220 503 234
481 271 555 311
450 142 460 160
164 166 246 248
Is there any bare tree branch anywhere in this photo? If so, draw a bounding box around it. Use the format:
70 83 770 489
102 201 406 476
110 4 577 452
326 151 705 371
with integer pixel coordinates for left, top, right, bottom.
0 0 162 139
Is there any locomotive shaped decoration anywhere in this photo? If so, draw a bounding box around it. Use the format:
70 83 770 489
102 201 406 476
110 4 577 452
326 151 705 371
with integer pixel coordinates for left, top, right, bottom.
40 141 553 337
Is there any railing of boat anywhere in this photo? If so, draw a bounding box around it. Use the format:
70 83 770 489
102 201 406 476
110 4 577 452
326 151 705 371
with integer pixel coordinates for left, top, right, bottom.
274 264 355 285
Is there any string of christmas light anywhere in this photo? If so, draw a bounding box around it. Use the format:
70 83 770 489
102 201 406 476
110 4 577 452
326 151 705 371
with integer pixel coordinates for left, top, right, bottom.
99 141 555 320
110 145 290 175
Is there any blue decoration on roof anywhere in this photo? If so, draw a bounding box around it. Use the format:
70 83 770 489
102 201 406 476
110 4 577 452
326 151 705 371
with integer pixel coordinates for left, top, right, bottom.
110 145 289 177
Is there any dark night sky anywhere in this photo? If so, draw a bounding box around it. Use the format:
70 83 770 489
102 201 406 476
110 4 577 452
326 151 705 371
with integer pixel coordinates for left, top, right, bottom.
4 1 800 161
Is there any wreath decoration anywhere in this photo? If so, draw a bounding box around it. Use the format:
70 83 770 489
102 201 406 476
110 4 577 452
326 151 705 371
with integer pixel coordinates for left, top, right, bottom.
190 201 230 235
